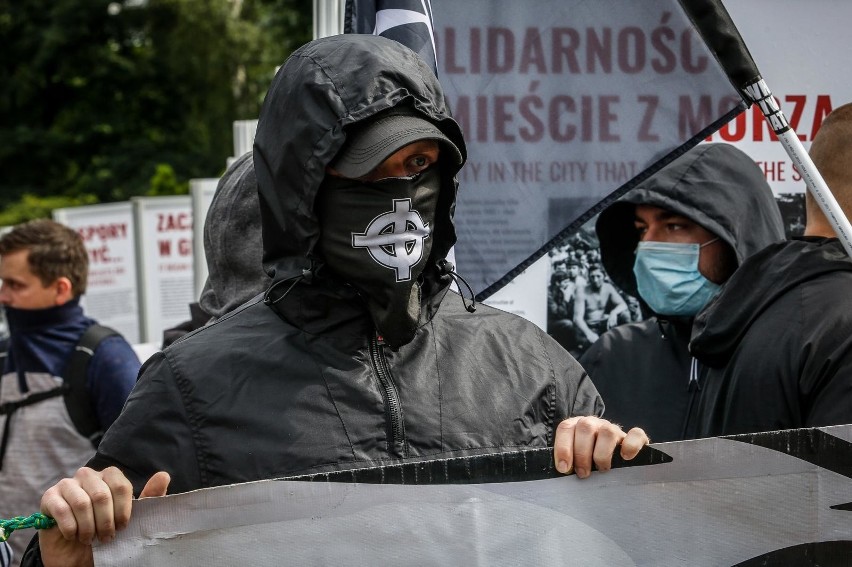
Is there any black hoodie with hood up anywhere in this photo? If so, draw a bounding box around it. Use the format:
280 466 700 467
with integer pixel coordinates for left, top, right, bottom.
690 236 852 436
579 144 785 442
75 35 602 497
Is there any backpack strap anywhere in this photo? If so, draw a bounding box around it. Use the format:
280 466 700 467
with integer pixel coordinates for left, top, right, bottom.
0 326 119 469
0 387 66 471
63 324 120 448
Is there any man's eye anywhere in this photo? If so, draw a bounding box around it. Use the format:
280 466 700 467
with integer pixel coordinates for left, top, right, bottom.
409 155 429 169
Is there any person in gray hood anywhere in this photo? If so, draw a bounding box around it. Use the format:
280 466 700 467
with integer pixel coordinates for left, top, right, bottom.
161 152 270 348
26 35 647 565
579 143 785 442
198 152 270 322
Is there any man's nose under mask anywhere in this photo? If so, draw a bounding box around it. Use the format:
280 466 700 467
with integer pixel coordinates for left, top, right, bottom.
315 167 442 349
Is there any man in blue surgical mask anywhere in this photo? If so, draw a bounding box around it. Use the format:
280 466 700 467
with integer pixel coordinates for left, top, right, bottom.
579 143 786 442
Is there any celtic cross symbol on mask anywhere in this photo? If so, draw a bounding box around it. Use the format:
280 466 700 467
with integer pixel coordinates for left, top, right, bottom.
352 198 431 282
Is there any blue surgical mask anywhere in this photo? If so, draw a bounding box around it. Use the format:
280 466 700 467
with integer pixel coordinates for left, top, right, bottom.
633 239 721 317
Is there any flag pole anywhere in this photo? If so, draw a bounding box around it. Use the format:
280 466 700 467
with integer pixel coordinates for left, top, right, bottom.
680 0 852 257
742 78 852 258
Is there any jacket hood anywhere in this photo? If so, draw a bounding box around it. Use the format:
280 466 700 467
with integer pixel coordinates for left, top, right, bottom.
691 237 852 366
253 34 467 284
198 152 271 320
596 143 785 297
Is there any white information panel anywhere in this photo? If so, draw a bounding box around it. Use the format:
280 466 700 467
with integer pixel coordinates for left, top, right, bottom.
53 202 141 343
132 196 194 343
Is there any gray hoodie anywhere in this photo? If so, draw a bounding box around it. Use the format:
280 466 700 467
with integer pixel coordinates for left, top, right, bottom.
161 153 270 348
199 152 270 320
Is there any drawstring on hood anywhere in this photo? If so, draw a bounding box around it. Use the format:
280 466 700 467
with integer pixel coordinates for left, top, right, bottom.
437 259 477 313
262 267 315 307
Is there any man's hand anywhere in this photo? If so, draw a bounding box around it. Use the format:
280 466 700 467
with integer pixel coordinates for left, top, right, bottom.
38 468 170 567
583 330 600 344
553 416 648 478
607 311 620 330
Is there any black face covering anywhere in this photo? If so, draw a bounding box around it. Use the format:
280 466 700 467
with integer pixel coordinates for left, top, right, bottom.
315 167 441 349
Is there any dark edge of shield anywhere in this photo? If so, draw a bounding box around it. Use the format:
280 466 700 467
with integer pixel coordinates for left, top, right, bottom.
722 427 852 481
723 427 852 511
275 444 672 485
732 541 852 567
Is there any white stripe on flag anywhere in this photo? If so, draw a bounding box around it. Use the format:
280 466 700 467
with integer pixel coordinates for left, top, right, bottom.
374 4 437 69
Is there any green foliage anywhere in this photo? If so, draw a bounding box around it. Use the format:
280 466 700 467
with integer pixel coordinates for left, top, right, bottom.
148 163 188 196
0 193 98 227
0 0 310 215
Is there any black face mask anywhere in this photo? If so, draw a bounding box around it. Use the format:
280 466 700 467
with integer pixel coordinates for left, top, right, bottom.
315 168 441 349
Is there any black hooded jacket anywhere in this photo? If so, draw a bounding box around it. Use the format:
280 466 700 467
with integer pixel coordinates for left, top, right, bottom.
76 35 602 496
690 237 852 436
579 144 785 442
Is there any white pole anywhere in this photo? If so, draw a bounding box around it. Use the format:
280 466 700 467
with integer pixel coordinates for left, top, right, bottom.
743 78 852 258
313 0 344 39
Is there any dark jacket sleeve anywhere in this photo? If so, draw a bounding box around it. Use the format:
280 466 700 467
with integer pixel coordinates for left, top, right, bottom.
87 335 141 429
798 280 852 428
542 328 605 420
571 371 606 419
20 537 41 567
88 351 203 495
577 338 604 382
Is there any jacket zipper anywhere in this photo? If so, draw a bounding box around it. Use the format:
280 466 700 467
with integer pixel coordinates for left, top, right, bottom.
369 333 408 457
681 357 702 439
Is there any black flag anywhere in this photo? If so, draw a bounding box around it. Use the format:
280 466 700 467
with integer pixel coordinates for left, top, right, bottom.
345 0 438 76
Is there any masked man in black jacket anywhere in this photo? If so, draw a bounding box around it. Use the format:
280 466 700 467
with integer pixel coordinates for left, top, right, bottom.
26 35 647 566
580 144 785 442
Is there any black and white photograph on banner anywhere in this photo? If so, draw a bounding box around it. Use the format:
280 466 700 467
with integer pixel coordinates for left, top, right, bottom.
545 215 643 358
